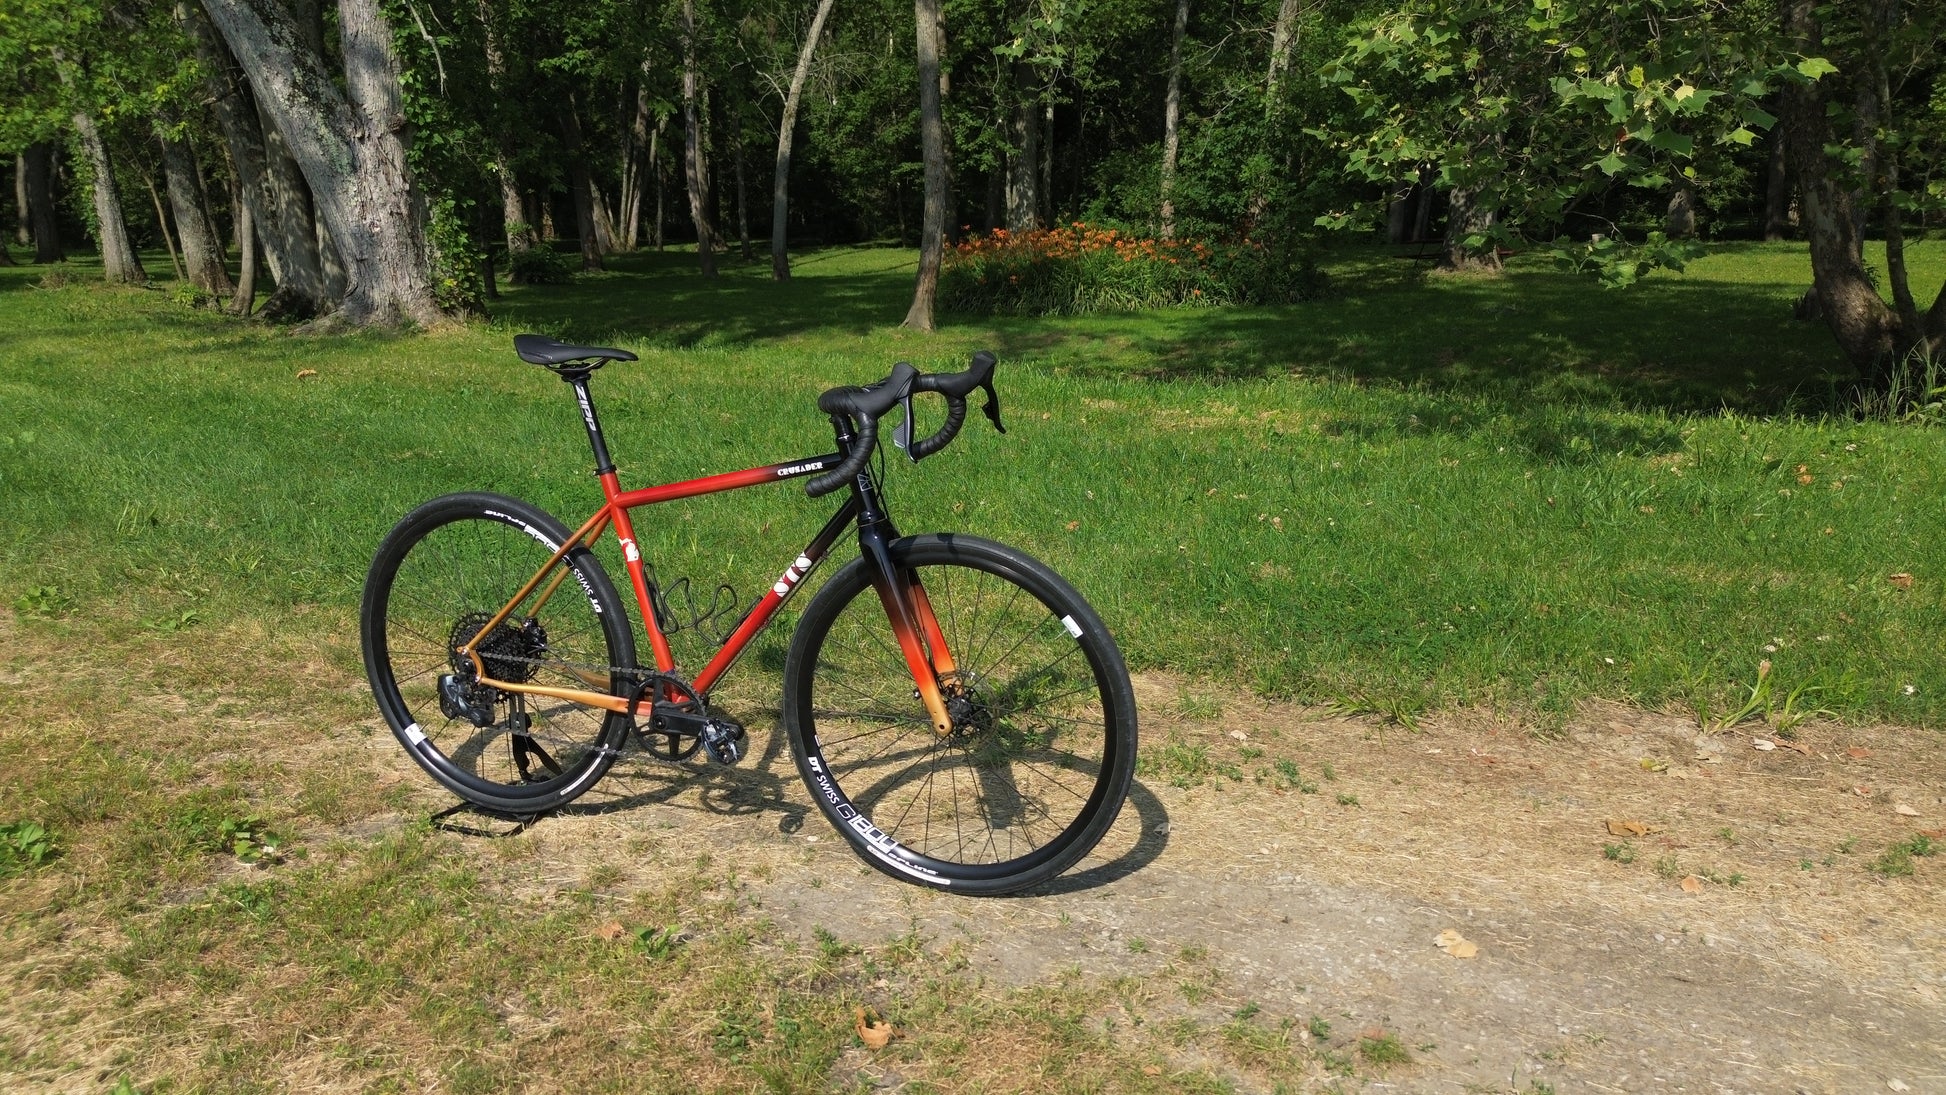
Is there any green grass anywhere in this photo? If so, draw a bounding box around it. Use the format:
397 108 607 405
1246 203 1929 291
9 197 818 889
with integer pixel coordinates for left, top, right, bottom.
5 241 1946 729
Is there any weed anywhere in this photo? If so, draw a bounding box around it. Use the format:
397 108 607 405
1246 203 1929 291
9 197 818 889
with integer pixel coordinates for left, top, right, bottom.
1308 1016 1332 1040
1715 827 1738 845
1357 1032 1411 1065
1870 835 1938 877
12 584 72 618
1603 842 1637 864
1336 793 1360 807
0 820 58 876
218 816 283 864
1137 738 1240 788
1126 938 1149 954
1653 855 1682 880
1837 836 1860 855
631 925 685 959
1233 1002 1261 1021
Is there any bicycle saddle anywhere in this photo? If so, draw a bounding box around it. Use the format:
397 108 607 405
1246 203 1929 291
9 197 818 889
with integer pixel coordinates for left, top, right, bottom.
513 334 638 368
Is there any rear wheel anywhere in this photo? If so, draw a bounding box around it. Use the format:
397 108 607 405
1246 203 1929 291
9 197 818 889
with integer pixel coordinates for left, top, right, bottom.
360 492 637 812
783 534 1137 894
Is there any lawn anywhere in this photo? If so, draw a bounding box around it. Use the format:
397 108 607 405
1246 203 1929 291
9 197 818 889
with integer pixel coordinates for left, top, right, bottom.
2 239 1943 1090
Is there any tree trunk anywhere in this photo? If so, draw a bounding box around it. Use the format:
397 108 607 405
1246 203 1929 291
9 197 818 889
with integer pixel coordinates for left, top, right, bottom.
1762 117 1791 241
1779 0 1897 375
1005 59 1039 232
1663 188 1697 238
147 174 187 281
1441 185 1499 272
681 0 718 277
178 0 327 319
13 153 29 247
1158 0 1189 239
558 101 603 270
773 0 836 279
158 124 236 296
475 0 534 261
616 81 652 252
902 0 947 330
232 173 258 314
201 0 447 328
71 110 147 285
22 144 61 263
1265 0 1300 111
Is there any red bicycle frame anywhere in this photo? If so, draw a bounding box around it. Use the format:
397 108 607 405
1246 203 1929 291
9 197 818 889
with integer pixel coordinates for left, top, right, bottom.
452 371 962 735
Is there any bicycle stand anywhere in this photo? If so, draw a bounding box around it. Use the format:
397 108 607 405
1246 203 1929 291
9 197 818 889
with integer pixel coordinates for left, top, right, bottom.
427 800 549 838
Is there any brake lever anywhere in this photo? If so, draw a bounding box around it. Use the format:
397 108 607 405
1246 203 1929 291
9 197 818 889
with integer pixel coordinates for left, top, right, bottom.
892 392 918 462
979 378 1005 433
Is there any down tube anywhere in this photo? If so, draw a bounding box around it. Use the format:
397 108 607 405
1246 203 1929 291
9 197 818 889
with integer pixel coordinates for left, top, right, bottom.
692 497 862 692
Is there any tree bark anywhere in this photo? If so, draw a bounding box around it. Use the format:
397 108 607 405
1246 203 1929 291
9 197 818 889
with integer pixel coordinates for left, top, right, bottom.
474 0 534 262
772 0 836 279
1778 0 1897 375
1441 185 1499 272
231 170 258 314
1762 117 1791 241
1265 0 1301 112
560 98 604 271
201 0 447 328
1005 59 1039 232
147 173 187 281
681 0 718 277
71 110 147 285
178 0 326 318
22 143 63 263
12 153 28 247
902 0 947 330
158 123 236 296
1158 0 1189 239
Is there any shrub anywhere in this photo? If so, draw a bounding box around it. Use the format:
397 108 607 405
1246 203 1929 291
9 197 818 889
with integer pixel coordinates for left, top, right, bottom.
938 222 1324 316
509 246 576 285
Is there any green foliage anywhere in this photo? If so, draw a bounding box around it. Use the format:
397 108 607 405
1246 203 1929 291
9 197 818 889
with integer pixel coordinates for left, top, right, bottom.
13 582 72 617
940 223 1324 316
1555 231 1708 288
509 247 576 285
0 820 58 876
1870 835 1937 877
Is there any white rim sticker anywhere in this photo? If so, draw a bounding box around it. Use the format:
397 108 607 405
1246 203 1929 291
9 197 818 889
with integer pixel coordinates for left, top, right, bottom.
403 722 426 744
1061 614 1083 638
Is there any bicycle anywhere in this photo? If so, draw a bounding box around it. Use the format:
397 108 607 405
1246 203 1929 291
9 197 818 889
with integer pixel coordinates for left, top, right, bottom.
359 335 1138 894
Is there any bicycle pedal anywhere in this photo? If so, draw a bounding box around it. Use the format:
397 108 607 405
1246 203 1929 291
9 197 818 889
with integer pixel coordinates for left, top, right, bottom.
701 720 746 765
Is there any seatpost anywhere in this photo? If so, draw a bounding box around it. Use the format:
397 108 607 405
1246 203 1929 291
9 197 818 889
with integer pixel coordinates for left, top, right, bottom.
565 372 616 476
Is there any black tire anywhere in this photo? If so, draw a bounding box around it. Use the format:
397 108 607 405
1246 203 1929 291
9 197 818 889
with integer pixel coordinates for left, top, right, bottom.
360 492 637 813
782 533 1137 894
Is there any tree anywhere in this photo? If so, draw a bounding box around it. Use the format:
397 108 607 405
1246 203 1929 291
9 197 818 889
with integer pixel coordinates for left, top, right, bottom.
772 0 836 279
681 0 719 277
1156 0 1187 239
903 0 946 330
201 0 448 327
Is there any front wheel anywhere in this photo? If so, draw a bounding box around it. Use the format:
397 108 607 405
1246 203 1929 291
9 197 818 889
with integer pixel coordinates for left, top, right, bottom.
360 492 638 813
782 534 1137 894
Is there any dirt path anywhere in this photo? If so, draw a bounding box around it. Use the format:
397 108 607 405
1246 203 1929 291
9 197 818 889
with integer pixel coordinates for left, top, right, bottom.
492 672 1946 1093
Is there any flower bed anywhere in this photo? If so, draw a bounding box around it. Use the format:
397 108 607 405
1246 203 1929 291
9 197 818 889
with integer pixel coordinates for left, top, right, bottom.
938 223 1324 316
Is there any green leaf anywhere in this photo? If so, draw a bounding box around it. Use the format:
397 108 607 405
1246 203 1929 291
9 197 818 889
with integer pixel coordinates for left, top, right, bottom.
1597 152 1628 176
1796 57 1839 80
1727 126 1757 146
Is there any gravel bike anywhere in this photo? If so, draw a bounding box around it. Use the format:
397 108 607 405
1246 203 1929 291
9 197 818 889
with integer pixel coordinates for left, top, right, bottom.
359 335 1138 894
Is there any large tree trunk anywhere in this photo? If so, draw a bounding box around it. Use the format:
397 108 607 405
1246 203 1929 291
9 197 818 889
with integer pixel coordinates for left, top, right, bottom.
158 123 236 296
178 1 323 318
474 0 534 262
201 0 447 328
772 0 835 280
1779 0 1898 375
1441 185 1499 272
1005 59 1039 232
1158 0 1188 239
902 0 946 331
616 81 652 252
22 143 63 263
70 110 147 285
681 0 718 277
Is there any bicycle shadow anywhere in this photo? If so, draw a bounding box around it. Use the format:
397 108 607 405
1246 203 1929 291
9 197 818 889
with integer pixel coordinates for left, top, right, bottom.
499 712 1171 896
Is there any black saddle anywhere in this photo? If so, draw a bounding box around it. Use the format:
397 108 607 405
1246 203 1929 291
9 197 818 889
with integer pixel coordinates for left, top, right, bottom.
513 334 638 369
